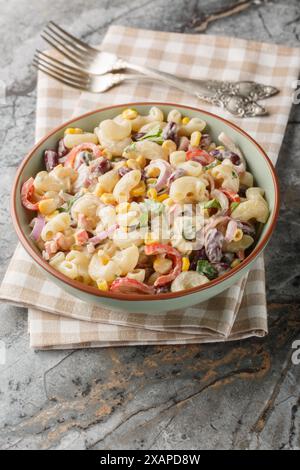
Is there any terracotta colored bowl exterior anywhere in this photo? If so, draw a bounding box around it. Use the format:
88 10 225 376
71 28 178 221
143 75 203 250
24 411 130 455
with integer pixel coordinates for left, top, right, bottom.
11 103 279 313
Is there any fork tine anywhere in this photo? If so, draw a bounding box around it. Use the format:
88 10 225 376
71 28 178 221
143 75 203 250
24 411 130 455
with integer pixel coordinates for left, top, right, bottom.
33 60 88 88
40 33 85 68
41 34 89 69
35 50 88 77
42 30 90 64
45 22 96 58
33 63 86 91
33 57 88 86
48 21 97 53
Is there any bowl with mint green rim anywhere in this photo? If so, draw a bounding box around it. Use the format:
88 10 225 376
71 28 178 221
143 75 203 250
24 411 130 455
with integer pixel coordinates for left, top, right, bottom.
11 102 279 313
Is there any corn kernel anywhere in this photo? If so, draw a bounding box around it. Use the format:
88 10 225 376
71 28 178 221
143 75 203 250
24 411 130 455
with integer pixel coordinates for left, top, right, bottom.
64 127 83 135
231 259 241 269
45 210 59 221
144 233 158 245
122 108 138 120
190 131 202 147
100 193 117 205
127 158 140 170
156 193 169 202
147 188 158 200
208 143 216 151
233 229 243 242
182 116 190 125
147 167 160 178
131 181 146 197
216 145 225 151
38 198 57 215
182 257 190 271
97 279 109 291
136 155 146 168
116 202 130 214
162 139 177 154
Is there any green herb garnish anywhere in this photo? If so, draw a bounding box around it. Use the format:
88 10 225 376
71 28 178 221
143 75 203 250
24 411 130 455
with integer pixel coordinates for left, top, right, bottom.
204 161 220 170
204 198 221 210
196 260 218 280
137 124 164 144
124 142 137 153
58 194 81 213
232 171 238 178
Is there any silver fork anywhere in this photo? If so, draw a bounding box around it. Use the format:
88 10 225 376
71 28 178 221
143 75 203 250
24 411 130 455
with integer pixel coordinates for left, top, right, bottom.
43 22 278 103
33 50 267 118
33 51 162 91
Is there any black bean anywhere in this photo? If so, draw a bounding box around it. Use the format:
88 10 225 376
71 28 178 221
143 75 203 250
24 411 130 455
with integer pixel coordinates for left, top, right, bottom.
163 121 179 145
190 247 207 270
90 157 112 175
200 134 212 149
44 149 59 172
132 132 146 141
239 186 247 198
228 152 241 165
57 138 68 158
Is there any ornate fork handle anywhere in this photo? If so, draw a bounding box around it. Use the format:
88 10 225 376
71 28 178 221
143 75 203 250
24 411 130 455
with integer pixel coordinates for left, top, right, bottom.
202 80 278 101
117 61 267 117
196 90 267 117
116 58 278 101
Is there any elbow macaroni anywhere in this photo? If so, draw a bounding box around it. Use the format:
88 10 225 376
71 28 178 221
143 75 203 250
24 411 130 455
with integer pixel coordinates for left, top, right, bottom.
170 176 206 203
224 234 254 253
123 140 167 161
231 187 269 223
25 106 270 294
113 169 141 203
179 117 206 136
211 163 239 193
41 213 71 241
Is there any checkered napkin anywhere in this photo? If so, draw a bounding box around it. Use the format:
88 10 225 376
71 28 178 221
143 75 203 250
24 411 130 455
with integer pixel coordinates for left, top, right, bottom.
0 26 299 349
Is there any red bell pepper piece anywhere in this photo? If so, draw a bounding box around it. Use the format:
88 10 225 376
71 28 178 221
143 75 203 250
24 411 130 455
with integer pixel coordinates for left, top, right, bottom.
21 177 39 211
144 243 182 287
220 188 240 203
64 143 103 168
110 278 155 295
186 149 215 166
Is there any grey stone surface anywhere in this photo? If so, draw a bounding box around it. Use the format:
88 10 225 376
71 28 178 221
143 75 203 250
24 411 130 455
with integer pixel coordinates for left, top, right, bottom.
0 0 299 450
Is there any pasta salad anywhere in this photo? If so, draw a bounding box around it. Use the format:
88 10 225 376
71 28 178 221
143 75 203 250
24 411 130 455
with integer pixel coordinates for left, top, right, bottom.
22 107 269 295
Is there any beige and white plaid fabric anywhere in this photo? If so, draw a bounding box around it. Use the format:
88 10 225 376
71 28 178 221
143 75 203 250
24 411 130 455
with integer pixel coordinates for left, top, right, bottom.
0 26 299 349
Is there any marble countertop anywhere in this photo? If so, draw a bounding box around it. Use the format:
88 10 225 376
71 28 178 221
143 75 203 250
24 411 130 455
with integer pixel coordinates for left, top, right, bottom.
0 0 299 450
